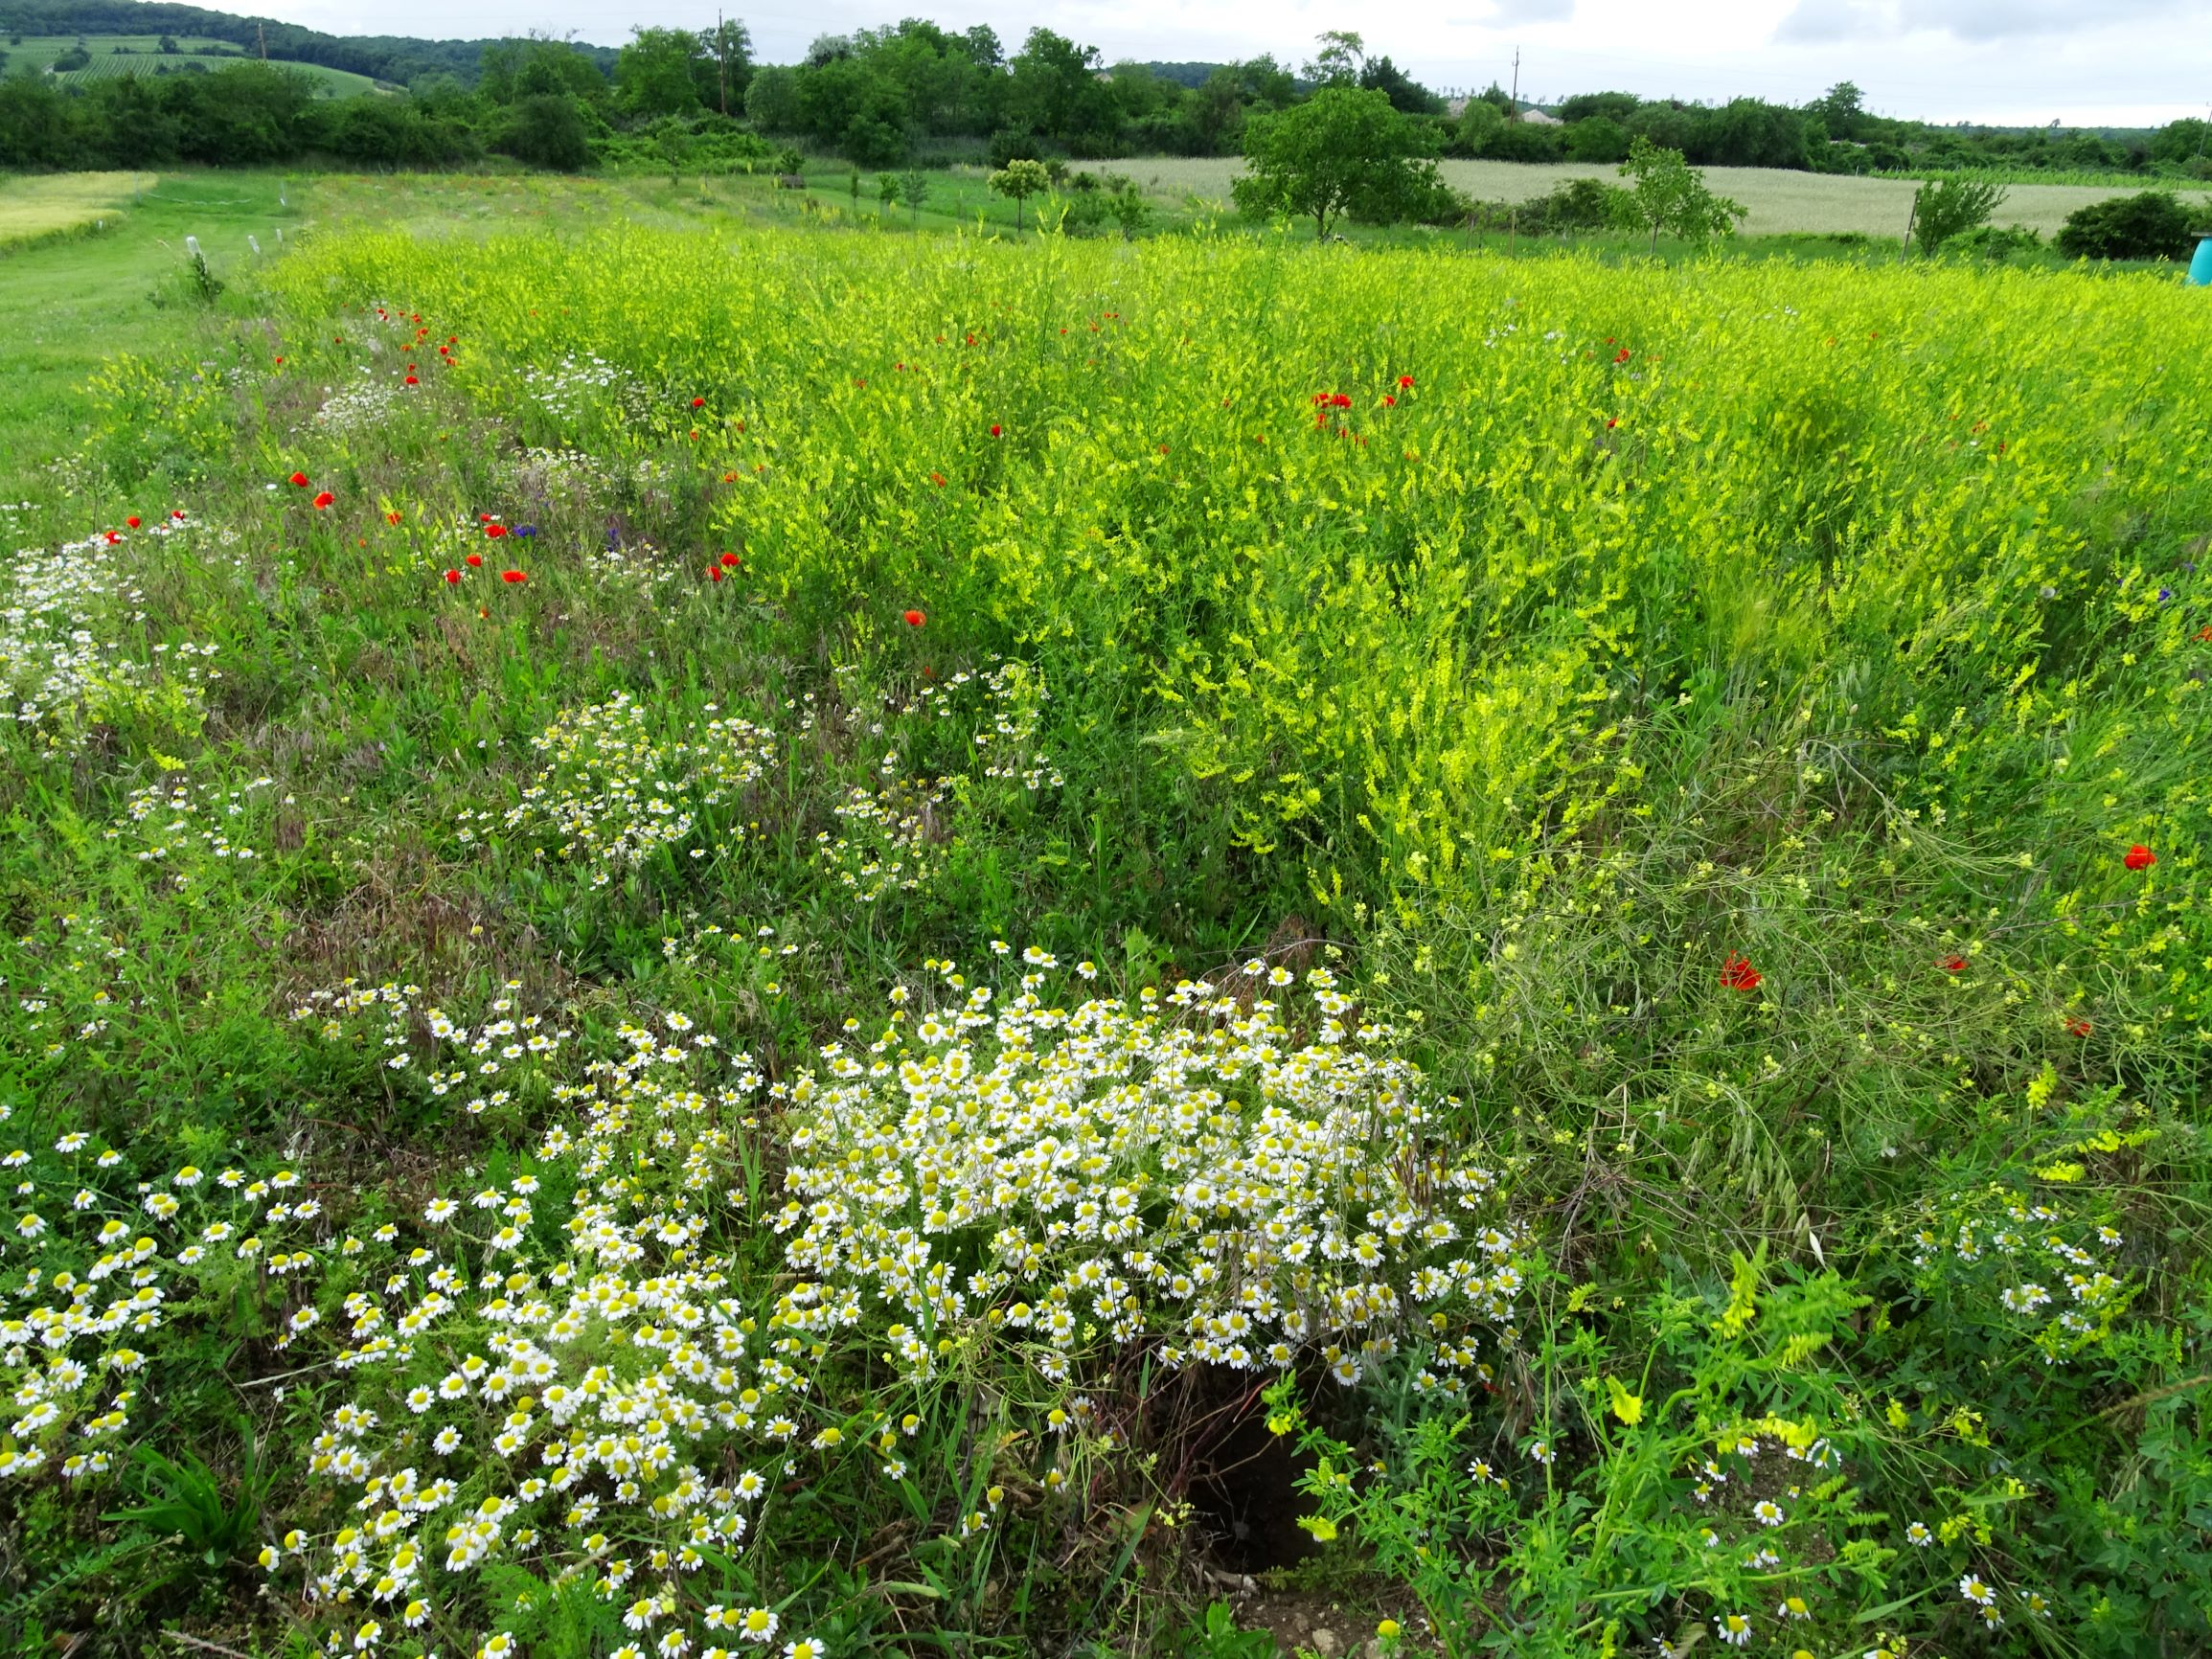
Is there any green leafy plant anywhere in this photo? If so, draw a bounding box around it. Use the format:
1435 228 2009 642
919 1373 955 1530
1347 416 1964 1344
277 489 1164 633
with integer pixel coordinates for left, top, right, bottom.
989 158 1050 230
1614 135 1746 252
2056 190 2198 261
1231 84 1443 239
1913 174 2006 253
1172 1600 1277 1658
102 1433 266 1570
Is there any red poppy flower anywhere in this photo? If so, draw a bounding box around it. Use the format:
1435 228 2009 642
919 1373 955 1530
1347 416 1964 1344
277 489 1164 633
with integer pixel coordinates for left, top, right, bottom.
2067 1017 2093 1036
405 375 419 386
1331 394 1352 408
387 511 402 526
2125 844 2155 871
313 491 334 510
990 424 1002 437
2199 625 2212 642
1381 395 1396 407
903 609 924 627
171 510 186 520
289 472 309 488
691 397 706 408
1614 348 1631 364
718 553 740 567
125 515 141 529
1939 955 1967 973
274 355 285 365
1398 375 1414 388
103 531 121 544
485 524 508 538
930 472 946 487
465 554 483 567
1720 954 1762 992
444 569 462 584
501 570 526 583
709 565 724 582
1607 418 1619 429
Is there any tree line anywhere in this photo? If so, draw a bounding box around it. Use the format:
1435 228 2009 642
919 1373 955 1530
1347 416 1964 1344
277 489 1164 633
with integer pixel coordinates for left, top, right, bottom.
3 8 2209 180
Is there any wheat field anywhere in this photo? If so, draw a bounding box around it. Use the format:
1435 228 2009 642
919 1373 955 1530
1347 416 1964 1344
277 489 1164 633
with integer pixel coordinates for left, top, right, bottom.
0 170 157 250
1099 154 2212 239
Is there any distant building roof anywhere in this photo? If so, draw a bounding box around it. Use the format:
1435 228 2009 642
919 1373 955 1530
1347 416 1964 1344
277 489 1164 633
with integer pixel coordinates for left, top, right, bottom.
1516 106 1562 125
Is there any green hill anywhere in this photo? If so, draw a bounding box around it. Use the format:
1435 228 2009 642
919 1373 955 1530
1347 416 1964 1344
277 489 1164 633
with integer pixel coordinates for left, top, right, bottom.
0 0 619 87
5 32 391 95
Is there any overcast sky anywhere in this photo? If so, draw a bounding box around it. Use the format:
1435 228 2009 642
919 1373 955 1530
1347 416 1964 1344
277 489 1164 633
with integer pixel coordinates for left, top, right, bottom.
254 0 2210 126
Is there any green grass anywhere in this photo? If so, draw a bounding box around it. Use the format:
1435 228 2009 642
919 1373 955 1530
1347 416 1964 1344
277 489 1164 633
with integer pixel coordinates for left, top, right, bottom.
0 171 300 480
4 33 389 96
0 171 2208 1659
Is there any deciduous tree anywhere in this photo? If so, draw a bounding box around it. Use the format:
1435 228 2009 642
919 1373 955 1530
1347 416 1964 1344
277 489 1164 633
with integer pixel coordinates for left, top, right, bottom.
1232 84 1439 239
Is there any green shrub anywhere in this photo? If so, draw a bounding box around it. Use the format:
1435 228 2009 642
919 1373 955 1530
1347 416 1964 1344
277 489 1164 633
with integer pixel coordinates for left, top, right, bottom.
1913 174 2005 252
2056 191 2197 261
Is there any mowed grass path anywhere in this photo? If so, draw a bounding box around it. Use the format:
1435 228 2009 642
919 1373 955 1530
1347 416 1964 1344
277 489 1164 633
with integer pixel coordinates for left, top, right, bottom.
0 171 298 481
1098 154 2212 238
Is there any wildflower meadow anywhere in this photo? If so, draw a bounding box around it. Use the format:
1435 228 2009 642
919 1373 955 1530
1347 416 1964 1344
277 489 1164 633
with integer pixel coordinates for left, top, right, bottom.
1 183 2209 1659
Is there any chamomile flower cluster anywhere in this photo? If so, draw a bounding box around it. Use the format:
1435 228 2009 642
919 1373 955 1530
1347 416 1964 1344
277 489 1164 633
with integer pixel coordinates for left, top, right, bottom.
1904 1187 2131 1364
484 693 777 880
226 949 1530 1650
811 662 1060 902
0 530 220 751
517 352 651 427
813 777 952 903
778 955 1528 1393
0 1150 321 1482
312 374 411 435
107 774 278 880
508 446 610 514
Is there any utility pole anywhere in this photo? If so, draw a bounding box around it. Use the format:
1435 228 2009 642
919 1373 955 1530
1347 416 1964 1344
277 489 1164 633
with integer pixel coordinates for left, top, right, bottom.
1509 48 1519 120
257 20 266 58
717 11 728 117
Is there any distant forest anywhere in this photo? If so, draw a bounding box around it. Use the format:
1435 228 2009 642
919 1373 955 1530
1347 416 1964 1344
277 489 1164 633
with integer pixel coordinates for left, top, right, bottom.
3 2 2207 179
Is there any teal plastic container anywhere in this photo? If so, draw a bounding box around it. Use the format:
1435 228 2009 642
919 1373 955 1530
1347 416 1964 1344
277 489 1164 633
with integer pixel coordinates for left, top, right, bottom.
2194 235 2212 286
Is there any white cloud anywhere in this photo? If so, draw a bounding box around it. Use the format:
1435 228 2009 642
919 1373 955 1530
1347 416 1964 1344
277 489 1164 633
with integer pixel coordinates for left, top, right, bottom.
1485 0 1579 22
1773 0 1889 43
1778 0 2200 41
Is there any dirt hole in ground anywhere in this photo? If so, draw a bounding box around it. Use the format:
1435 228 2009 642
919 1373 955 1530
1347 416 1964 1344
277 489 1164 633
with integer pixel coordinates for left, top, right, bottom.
1175 1364 1317 1578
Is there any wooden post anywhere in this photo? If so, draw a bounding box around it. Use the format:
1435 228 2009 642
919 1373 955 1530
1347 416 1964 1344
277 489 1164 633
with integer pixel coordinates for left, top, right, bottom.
1900 188 1918 261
